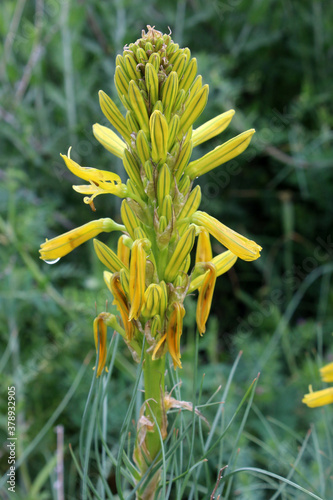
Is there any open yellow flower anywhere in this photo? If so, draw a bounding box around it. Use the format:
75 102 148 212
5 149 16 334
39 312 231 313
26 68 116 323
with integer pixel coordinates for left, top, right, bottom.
303 361 333 408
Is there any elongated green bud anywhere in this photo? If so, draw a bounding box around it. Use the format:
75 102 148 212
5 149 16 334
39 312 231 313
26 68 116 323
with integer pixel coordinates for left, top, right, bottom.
136 130 151 165
157 163 172 206
148 52 160 72
153 100 164 113
179 58 197 92
160 195 173 222
98 90 131 144
172 53 188 80
178 185 201 220
186 129 255 179
114 65 130 99
192 109 235 147
174 140 193 182
123 150 143 194
136 47 147 64
180 84 209 134
128 80 149 135
167 114 180 150
125 110 140 134
145 63 159 105
161 72 179 120
121 199 141 239
150 110 168 164
178 174 191 194
164 225 196 282
125 54 141 80
159 215 167 233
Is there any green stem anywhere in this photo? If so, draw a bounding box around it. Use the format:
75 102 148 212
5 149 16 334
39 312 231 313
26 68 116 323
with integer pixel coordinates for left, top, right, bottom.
142 351 166 461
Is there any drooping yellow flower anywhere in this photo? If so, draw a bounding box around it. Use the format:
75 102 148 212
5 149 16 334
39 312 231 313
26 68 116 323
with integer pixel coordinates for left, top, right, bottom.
166 303 186 369
196 263 217 335
191 211 262 262
39 218 122 261
93 313 109 377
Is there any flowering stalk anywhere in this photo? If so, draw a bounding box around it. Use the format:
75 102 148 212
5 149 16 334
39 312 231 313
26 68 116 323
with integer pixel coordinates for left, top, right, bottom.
40 26 261 497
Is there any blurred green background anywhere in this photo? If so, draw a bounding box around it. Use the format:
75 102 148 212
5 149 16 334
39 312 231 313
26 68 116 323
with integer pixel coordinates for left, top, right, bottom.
1 0 333 498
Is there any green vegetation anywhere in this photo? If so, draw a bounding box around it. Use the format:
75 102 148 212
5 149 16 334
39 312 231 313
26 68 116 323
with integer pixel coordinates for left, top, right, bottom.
1 1 333 498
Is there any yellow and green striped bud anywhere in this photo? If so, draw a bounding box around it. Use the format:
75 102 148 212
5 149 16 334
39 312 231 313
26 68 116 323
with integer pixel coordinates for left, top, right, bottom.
151 315 162 338
179 84 209 134
179 57 197 92
164 225 196 282
93 238 126 272
98 90 131 144
152 100 164 113
136 130 151 165
142 283 165 318
186 129 255 179
167 114 180 150
128 80 149 135
192 109 235 147
114 65 130 101
145 63 159 105
148 52 160 72
161 71 178 120
160 195 173 222
173 140 193 182
125 110 140 134
121 199 141 239
157 163 172 207
125 54 141 80
150 110 168 164
178 185 201 221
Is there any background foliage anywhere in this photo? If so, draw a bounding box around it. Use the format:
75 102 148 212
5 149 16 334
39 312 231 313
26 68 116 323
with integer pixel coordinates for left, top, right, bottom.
1 0 333 498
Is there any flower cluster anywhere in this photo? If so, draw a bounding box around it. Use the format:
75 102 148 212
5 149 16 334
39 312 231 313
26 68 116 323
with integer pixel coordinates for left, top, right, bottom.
40 26 261 373
303 362 333 408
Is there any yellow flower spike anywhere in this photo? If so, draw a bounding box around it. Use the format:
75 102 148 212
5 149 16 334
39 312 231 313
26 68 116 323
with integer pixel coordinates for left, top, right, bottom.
164 225 196 282
117 235 131 268
93 313 109 377
128 240 146 321
320 362 333 382
195 228 213 264
92 123 127 158
110 273 134 341
166 302 186 369
39 218 120 261
150 110 169 164
191 211 262 262
302 385 333 408
98 90 131 144
186 129 255 179
192 109 235 148
188 250 237 293
196 263 217 335
93 239 126 272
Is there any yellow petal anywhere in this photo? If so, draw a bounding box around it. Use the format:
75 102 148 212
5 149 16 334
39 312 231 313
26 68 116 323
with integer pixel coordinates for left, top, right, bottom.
320 362 333 382
61 150 122 185
302 386 333 408
93 313 109 377
196 263 217 335
93 123 127 158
